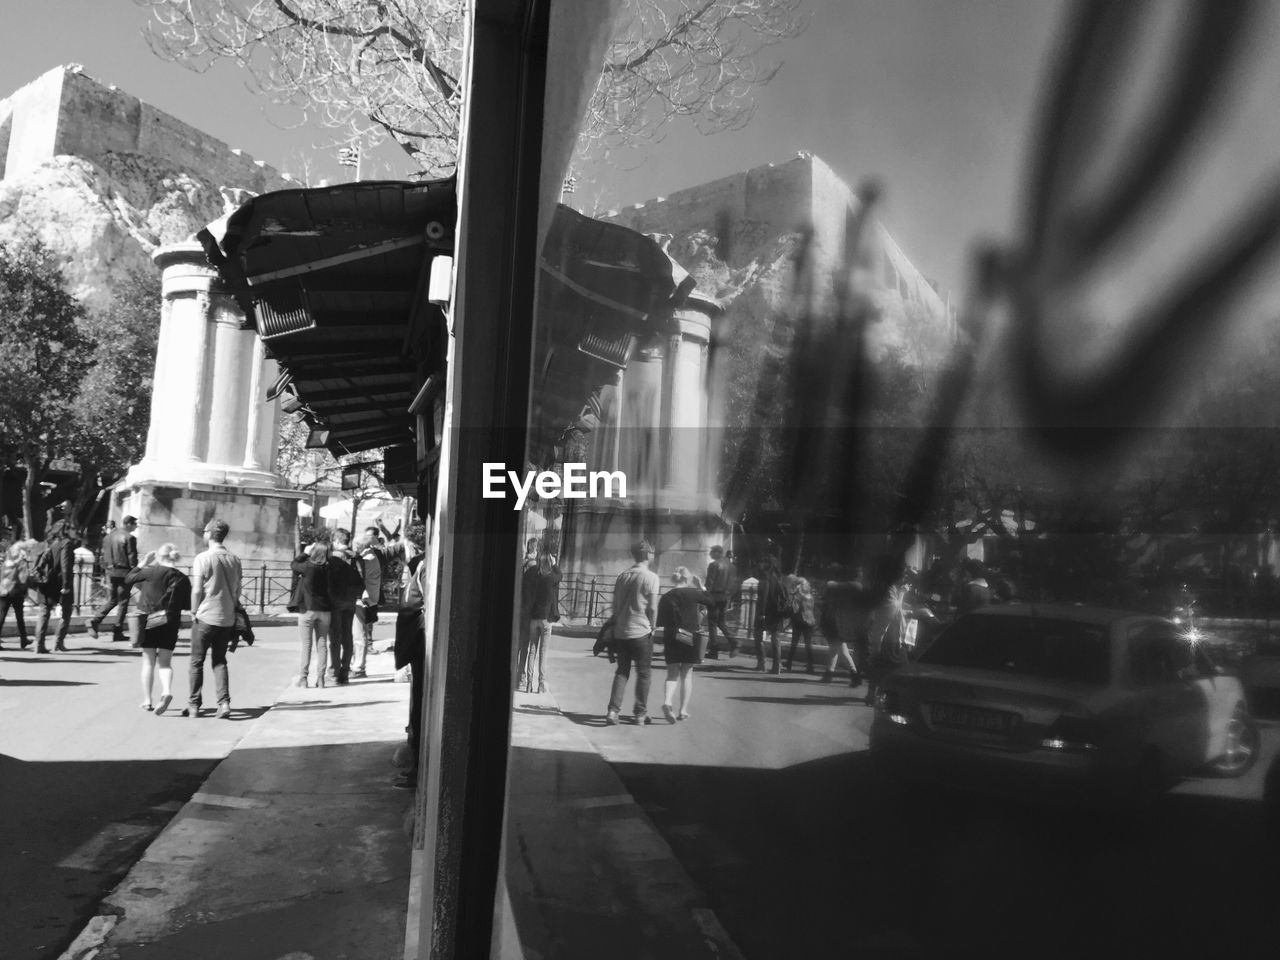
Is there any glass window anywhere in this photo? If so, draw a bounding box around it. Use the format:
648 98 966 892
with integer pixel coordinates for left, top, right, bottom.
489 2 1280 957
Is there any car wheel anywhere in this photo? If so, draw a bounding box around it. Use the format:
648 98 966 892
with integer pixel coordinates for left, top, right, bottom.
1205 712 1260 778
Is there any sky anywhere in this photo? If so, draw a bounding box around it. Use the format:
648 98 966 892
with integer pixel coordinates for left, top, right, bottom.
1 0 1062 300
4 0 1280 328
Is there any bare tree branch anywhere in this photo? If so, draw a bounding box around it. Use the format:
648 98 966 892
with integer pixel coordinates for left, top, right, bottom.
136 0 809 174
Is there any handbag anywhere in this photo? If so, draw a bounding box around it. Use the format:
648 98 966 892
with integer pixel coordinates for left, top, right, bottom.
145 610 169 630
674 627 695 645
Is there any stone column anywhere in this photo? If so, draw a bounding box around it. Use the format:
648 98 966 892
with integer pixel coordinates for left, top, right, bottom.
123 241 282 489
664 306 712 500
115 240 304 567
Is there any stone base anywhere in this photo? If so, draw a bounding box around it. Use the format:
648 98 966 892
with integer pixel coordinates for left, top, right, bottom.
560 500 730 582
110 479 307 565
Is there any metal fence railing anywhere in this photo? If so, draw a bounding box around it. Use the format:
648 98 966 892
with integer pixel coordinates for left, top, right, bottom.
557 573 761 632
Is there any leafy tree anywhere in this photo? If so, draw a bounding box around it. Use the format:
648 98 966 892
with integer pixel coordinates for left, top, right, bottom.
136 0 806 173
0 240 95 538
65 268 163 533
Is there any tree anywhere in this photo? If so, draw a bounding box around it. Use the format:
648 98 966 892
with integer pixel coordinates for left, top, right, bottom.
65 269 163 533
136 0 806 174
0 240 96 538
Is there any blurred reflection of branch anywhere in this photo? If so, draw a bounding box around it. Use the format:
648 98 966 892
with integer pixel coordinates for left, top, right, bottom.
1011 0 1280 458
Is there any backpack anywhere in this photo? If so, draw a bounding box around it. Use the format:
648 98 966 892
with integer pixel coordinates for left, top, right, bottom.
0 558 21 596
328 555 366 604
33 543 59 588
771 573 794 617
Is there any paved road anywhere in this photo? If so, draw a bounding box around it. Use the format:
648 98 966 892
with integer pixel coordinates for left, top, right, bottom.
544 634 1280 960
0 624 302 960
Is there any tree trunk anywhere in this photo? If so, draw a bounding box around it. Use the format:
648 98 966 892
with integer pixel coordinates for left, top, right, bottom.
22 451 41 540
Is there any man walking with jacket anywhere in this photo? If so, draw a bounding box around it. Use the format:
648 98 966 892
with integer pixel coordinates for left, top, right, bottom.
705 544 738 659
88 515 138 642
605 540 660 725
185 518 242 719
34 521 80 654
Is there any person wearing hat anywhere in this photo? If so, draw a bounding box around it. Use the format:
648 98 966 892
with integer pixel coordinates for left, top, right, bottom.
88 515 139 642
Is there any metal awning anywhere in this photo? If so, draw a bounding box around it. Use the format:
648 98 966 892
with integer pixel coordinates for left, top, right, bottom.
199 178 456 456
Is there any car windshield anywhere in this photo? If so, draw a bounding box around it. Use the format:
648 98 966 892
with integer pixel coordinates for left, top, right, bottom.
917 615 1111 686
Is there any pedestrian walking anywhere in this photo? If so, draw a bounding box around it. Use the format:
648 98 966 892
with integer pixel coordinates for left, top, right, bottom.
33 521 80 654
753 553 787 673
820 572 869 686
185 518 242 719
783 572 817 672
705 544 738 659
289 541 333 688
124 544 191 714
517 549 561 694
349 533 382 679
604 540 660 725
326 529 363 684
0 539 35 650
865 575 913 706
88 515 138 642
658 567 713 722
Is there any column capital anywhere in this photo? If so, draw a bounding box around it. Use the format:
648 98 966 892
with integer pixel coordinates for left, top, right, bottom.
153 241 229 299
671 295 720 344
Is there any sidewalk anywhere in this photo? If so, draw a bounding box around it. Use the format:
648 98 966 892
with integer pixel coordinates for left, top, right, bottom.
59 657 415 960
56 645 736 960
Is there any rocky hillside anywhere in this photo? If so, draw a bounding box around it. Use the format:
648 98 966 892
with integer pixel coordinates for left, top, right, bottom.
0 151 231 311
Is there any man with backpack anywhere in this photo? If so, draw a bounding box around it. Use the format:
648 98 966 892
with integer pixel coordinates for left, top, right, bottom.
33 521 81 654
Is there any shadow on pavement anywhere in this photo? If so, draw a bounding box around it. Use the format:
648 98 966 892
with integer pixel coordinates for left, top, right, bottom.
559 709 612 727
726 694 864 706
0 678 94 687
592 749 1280 960
0 752 218 960
273 700 399 711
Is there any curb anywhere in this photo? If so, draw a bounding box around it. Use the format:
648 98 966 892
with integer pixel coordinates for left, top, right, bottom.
51 671 305 960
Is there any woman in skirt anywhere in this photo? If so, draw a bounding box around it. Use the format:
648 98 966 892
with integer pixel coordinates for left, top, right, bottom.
125 544 192 714
658 567 713 723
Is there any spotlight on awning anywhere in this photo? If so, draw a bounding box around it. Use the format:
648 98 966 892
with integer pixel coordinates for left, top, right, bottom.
305 427 331 449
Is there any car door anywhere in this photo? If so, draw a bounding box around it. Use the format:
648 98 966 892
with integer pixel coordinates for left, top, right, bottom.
1125 627 1206 773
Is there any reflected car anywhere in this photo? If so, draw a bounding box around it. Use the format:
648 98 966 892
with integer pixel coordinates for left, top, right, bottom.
870 604 1259 806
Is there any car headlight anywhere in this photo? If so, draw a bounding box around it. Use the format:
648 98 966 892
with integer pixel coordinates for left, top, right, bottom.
1040 715 1099 752
875 690 911 726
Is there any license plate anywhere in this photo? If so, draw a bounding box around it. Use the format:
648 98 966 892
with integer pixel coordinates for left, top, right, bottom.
930 702 1013 734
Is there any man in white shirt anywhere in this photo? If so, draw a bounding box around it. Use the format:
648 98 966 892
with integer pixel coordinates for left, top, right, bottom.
605 540 660 725
185 518 242 719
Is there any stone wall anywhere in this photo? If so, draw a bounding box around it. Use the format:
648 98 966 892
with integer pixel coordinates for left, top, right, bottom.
1 65 292 192
604 153 955 367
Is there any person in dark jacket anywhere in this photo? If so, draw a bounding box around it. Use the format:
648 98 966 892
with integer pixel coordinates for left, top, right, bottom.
392 553 428 789
517 550 560 694
34 521 80 653
752 554 786 674
290 542 332 688
658 567 713 722
326 529 361 684
820 570 870 686
88 515 138 642
125 544 192 714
